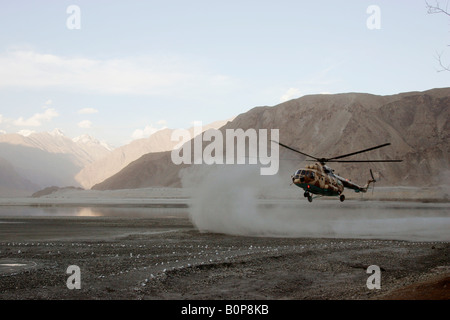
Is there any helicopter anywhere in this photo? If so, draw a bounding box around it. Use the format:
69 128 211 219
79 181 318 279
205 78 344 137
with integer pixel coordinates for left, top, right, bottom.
273 141 403 202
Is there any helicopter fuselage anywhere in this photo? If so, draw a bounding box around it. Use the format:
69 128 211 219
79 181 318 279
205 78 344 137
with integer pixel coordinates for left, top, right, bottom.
292 162 344 197
275 140 401 202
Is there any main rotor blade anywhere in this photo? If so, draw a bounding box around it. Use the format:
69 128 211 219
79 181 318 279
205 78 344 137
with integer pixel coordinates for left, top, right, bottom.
327 143 392 161
326 159 403 163
271 140 318 160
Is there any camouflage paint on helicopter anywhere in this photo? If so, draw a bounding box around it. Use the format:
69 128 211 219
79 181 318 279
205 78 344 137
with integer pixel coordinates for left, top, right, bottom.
291 162 377 202
275 141 402 203
292 163 344 197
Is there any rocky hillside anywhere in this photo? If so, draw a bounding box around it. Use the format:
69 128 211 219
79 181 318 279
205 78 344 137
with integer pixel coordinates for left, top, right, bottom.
93 88 449 190
76 119 232 189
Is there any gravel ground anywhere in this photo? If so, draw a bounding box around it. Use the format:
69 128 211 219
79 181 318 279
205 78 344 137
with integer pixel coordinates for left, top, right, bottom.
0 216 448 300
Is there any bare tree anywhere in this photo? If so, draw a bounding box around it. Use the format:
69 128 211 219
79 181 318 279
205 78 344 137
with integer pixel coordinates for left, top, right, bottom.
426 1 450 71
426 0 450 15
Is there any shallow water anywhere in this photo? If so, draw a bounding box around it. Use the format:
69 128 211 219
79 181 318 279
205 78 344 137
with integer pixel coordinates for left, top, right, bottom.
0 205 187 218
0 200 448 242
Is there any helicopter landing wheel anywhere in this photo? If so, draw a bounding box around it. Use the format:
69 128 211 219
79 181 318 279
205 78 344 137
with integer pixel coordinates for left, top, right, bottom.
307 195 313 203
339 194 345 202
304 191 309 198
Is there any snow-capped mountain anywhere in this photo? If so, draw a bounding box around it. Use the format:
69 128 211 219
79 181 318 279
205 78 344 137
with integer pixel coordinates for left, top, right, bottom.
73 134 114 151
0 129 113 195
75 118 232 189
0 119 232 195
0 129 112 166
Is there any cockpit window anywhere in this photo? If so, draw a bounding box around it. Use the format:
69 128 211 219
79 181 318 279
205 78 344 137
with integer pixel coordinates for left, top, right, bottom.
294 170 314 178
303 171 314 178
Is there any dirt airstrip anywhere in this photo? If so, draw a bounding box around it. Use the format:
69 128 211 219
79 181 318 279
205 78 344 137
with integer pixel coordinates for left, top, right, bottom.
0 216 448 300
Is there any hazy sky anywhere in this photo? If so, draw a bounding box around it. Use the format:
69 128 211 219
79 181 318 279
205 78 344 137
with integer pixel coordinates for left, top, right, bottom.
0 0 448 146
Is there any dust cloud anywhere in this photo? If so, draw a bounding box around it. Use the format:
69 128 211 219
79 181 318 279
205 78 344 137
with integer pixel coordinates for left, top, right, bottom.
180 164 449 241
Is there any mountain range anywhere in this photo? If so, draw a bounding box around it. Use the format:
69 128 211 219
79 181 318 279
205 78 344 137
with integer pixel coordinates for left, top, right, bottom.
0 88 448 197
0 120 231 196
0 129 112 195
74 119 232 189
92 88 450 191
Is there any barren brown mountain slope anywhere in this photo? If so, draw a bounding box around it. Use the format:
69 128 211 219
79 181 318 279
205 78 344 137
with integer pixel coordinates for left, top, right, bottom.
76 128 176 189
93 88 449 191
76 119 231 189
